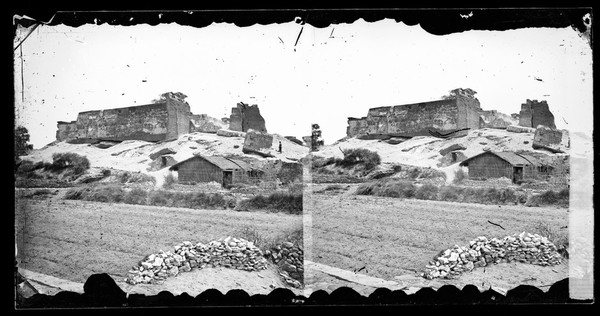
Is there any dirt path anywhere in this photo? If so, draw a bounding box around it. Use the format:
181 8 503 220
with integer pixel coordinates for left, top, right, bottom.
15 195 302 295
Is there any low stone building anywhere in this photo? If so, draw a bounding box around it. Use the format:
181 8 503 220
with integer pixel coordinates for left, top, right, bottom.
169 155 253 187
459 151 543 183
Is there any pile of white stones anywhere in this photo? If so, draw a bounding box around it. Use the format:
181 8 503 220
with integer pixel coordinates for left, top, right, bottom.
265 241 304 288
126 237 268 285
422 232 563 280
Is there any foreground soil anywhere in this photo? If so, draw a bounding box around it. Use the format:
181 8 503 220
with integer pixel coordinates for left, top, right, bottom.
305 184 568 294
304 261 568 297
15 190 302 295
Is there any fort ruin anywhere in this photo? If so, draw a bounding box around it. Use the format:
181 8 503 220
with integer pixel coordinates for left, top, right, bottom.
346 95 481 138
346 93 558 139
55 93 266 144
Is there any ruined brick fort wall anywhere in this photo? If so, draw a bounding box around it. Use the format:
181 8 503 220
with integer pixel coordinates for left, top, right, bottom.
56 97 190 143
229 102 267 133
347 96 481 138
166 97 191 140
518 99 556 129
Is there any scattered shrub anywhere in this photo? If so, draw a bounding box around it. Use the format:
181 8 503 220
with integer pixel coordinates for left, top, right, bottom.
439 186 461 202
162 172 176 189
408 167 421 180
245 191 303 214
86 184 124 203
453 168 467 184
531 221 569 258
64 184 123 203
119 171 156 184
419 168 447 181
148 190 170 206
49 152 90 175
391 164 402 173
324 184 344 191
235 225 268 249
16 160 39 174
64 187 88 200
355 182 379 196
527 188 569 207
123 187 148 205
337 148 381 170
234 223 302 252
415 183 439 200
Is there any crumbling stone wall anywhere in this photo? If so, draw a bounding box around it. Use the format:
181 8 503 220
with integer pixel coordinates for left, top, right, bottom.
242 129 274 157
75 103 169 142
189 114 227 134
532 126 569 153
166 97 191 140
347 96 481 138
229 102 267 133
346 117 368 137
518 99 556 129
56 121 78 142
479 110 519 129
57 94 191 143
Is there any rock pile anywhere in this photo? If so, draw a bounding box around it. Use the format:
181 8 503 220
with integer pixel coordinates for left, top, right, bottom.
265 241 304 288
125 237 268 285
422 232 563 280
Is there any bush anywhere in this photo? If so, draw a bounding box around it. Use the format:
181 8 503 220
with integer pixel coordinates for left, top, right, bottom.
64 184 123 203
86 184 124 203
415 183 439 200
16 160 38 174
531 221 569 258
420 168 447 181
355 179 415 198
337 148 381 170
355 182 379 196
453 168 467 184
64 187 87 200
312 156 337 169
438 186 461 202
162 172 176 189
148 190 172 206
528 188 569 207
408 167 421 180
245 191 303 214
50 152 90 175
123 188 148 205
234 223 303 252
235 225 268 249
119 171 156 184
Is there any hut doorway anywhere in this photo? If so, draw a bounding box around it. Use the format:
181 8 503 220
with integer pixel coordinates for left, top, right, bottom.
513 167 523 184
223 171 233 187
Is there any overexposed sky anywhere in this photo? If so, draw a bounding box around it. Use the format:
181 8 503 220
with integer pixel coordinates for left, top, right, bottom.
14 18 593 148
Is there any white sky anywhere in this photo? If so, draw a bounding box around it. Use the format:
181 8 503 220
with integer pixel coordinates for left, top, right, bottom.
14 18 593 149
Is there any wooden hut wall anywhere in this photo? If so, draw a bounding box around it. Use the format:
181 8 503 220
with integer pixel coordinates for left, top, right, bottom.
232 169 246 183
467 153 513 179
177 157 223 184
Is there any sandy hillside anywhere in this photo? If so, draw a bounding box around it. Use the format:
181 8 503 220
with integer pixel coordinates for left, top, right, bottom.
21 131 309 177
314 128 568 181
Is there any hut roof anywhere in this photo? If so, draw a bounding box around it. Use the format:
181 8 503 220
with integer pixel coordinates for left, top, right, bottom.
169 155 247 171
228 158 253 171
459 151 541 167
